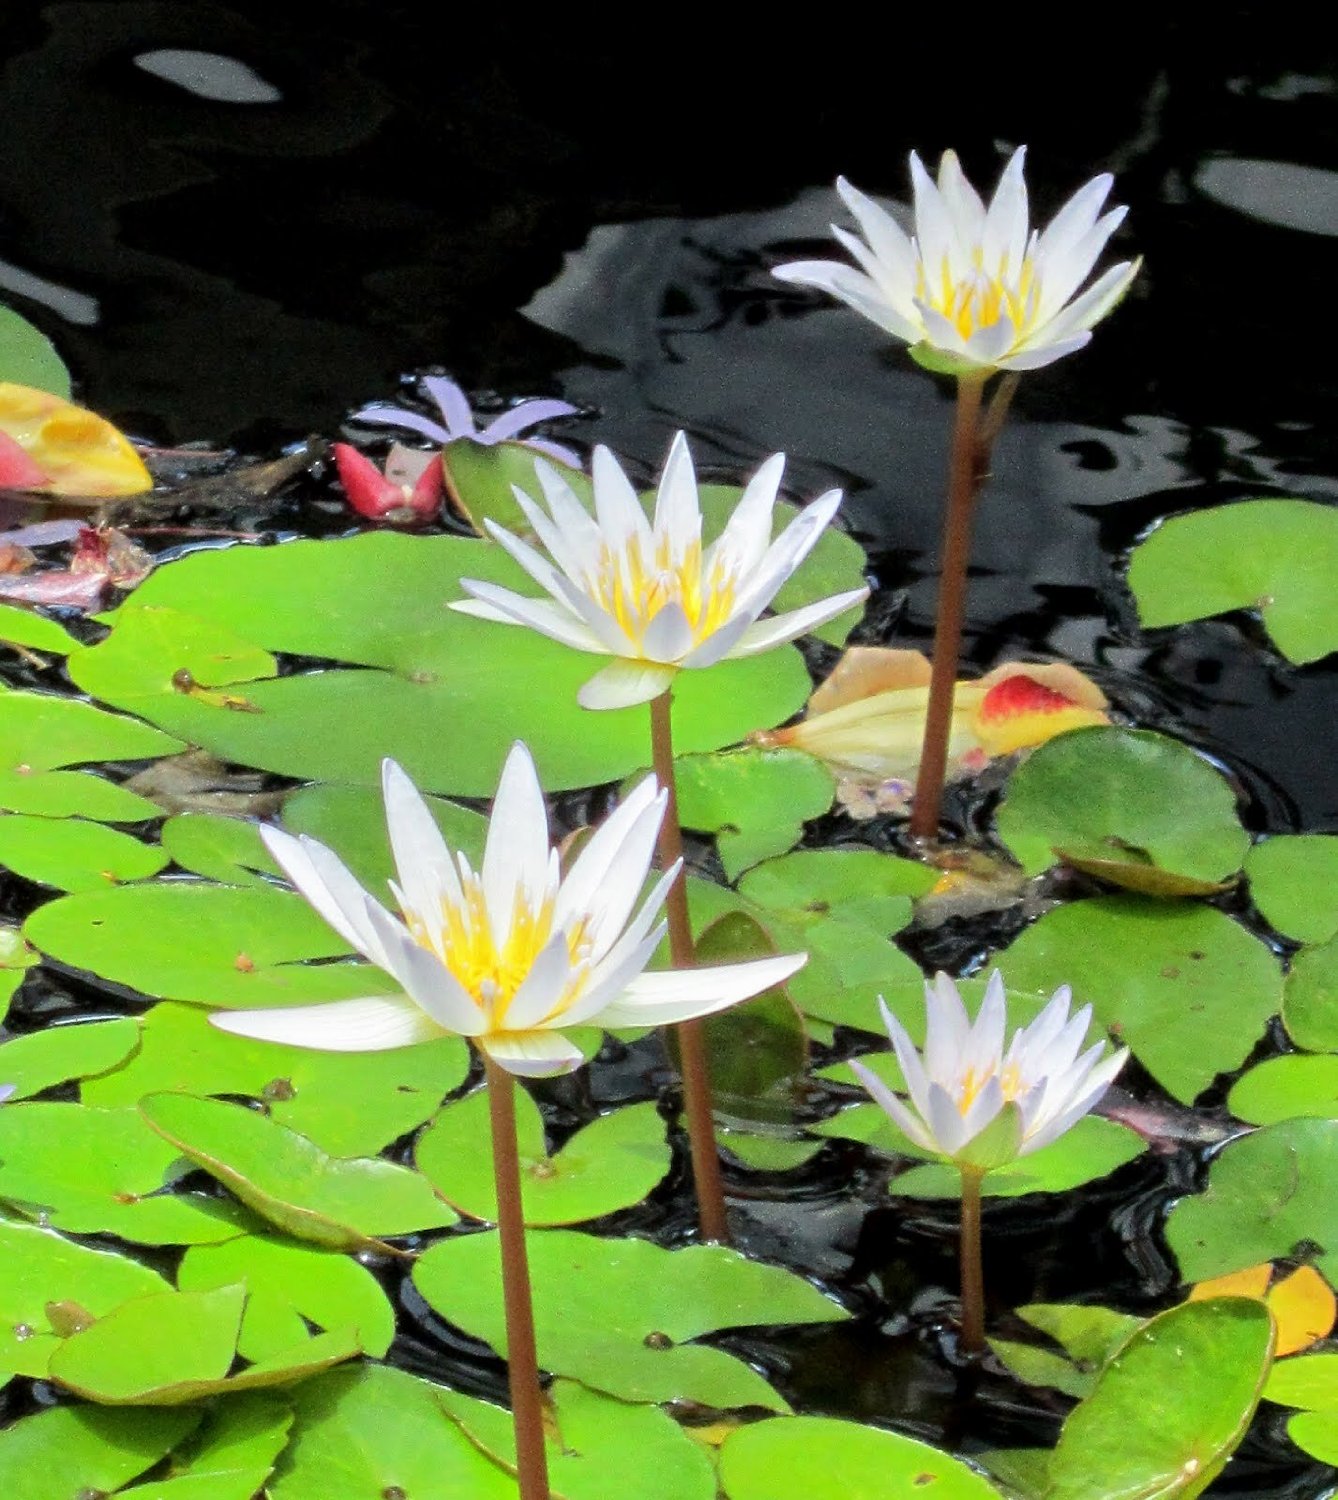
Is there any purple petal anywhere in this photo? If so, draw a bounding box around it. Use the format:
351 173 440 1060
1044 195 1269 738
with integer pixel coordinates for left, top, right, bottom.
350 405 450 444
421 377 476 439
479 398 579 443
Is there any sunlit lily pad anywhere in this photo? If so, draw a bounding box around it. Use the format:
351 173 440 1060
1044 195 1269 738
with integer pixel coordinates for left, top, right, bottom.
0 812 167 891
1281 937 1338 1050
139 1092 455 1250
268 1364 515 1499
1228 1055 1338 1126
25 882 403 1009
1264 1352 1338 1465
0 766 162 820
0 923 36 1016
672 747 836 878
1166 1118 1338 1283
0 687 182 770
441 434 588 534
47 1283 361 1404
989 1302 1142 1399
160 812 277 887
69 534 815 795
179 1232 395 1361
1246 835 1338 945
996 727 1248 889
413 1228 848 1409
1190 1263 1335 1356
1045 1298 1274 1499
0 601 77 655
719 1415 1003 1499
1128 498 1338 664
0 1405 199 1500
416 1090 670 1225
441 1378 717 1500
0 1219 171 1377
117 1393 293 1500
85 1001 467 1157
1 1016 140 1099
1001 896 1282 1102
0 1102 256 1244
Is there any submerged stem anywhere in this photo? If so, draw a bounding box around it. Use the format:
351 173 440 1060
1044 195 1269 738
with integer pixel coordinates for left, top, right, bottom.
958 1165 987 1356
649 688 730 1244
484 1054 550 1500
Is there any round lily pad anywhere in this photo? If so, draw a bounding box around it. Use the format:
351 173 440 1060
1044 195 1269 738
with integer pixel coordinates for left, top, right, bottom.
0 813 167 891
1282 937 1338 1050
117 1393 293 1500
0 1405 199 1500
1228 1055 1338 1125
989 1302 1142 1400
1 1015 140 1099
1246 835 1338 945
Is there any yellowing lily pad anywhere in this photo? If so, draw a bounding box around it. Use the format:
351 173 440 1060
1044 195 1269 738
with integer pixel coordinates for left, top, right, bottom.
1191 1264 1336 1356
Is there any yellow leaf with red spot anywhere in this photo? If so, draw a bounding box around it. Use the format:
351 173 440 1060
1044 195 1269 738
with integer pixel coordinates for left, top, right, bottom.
0 382 151 496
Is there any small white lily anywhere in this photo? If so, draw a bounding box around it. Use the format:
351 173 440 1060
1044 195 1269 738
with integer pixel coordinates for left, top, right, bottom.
211 744 805 1077
450 432 869 711
774 147 1140 376
851 971 1128 1170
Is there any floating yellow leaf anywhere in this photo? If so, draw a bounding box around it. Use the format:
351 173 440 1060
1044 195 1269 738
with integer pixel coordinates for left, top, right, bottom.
1189 1262 1335 1356
0 382 151 496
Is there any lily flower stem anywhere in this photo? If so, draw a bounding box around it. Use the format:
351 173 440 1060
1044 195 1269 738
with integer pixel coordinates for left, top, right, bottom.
649 689 731 1245
909 375 988 840
483 1054 551 1500
958 1165 987 1356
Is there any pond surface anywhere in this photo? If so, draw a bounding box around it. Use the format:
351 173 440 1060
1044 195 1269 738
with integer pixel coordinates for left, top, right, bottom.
1 5 1337 1497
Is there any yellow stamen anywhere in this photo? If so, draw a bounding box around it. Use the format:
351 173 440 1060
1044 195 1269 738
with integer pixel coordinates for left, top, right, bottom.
588 531 738 651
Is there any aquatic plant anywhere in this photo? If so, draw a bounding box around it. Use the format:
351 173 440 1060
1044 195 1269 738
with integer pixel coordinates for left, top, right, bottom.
330 441 444 524
775 148 1139 837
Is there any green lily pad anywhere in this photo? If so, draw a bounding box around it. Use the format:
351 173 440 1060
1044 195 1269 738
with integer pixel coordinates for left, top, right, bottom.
1128 498 1338 664
0 923 38 1016
1045 1299 1275 1499
0 767 162 820
0 601 77 654
160 812 278 887
989 1302 1143 1400
0 688 183 770
139 1091 455 1250
84 1001 466 1157
0 1218 172 1377
441 1378 717 1500
0 1102 257 1243
117 1393 294 1500
1228 1055 1338 1125
1282 937 1338 1050
995 727 1249 888
179 1232 395 1361
413 1227 848 1409
441 435 587 534
268 1364 515 1500
48 1283 362 1404
1166 1118 1338 1283
1 1016 140 1099
1246 835 1338 945
1283 1410 1338 1467
719 1415 1003 1499
416 1089 670 1225
1000 896 1282 1103
0 813 167 890
673 747 836 878
0 1405 199 1500
0 305 72 395
1262 1353 1338 1464
25 882 403 1009
68 534 814 795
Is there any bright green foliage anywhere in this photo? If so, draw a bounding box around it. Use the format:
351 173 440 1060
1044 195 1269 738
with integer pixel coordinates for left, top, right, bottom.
268 1365 515 1499
1 1015 140 1099
0 687 183 770
138 1092 455 1250
0 923 38 1016
0 601 77 654
719 1415 1003 1498
1228 1055 1338 1125
0 1405 199 1499
0 305 71 395
996 727 1249 890
0 812 167 890
442 1379 717 1500
159 812 278 887
414 1228 848 1409
1128 498 1338 663
85 1001 466 1157
117 1393 294 1499
1166 1118 1338 1282
672 747 836 878
1246 835 1338 944
416 1090 671 1225
1002 896 1282 1102
989 1302 1142 1399
441 435 586 534
1044 1299 1275 1499
178 1234 396 1360
1264 1353 1338 1465
1282 937 1338 1050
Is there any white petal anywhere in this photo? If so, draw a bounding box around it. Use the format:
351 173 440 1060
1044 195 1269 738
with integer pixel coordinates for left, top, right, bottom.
652 432 703 555
259 826 391 968
962 313 1021 369
572 863 679 996
358 895 485 1035
848 1060 936 1153
678 611 756 670
731 489 846 618
640 601 697 664
557 923 666 1028
553 781 667 955
772 260 924 344
592 444 652 553
452 582 610 654
509 483 592 588
482 743 552 935
937 149 989 246
1034 173 1115 270
926 1081 970 1156
534 461 608 566
835 176 920 303
1020 1049 1127 1155
381 760 464 932
210 994 444 1051
577 659 677 711
981 147 1029 276
597 952 806 1026
1024 259 1140 349
726 588 870 657
923 973 972 1082
910 151 961 282
1033 206 1127 325
879 998 935 1125
481 1029 586 1078
500 933 575 1031
997 333 1093 371
915 303 976 360
965 970 1007 1074
711 451 785 574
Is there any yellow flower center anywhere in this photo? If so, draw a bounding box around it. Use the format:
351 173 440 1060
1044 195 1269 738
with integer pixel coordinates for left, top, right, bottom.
403 873 594 1032
917 253 1041 346
956 1060 1024 1116
589 531 738 651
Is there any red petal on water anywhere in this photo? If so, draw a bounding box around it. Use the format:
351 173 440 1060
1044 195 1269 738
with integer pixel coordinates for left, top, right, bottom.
333 442 402 518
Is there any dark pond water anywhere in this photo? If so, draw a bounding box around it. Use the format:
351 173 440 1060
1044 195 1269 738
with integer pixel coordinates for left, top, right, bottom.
2 3 1337 1494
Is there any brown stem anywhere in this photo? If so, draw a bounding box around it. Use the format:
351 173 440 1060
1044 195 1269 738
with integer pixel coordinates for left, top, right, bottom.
484 1055 550 1500
959 1165 987 1356
909 376 988 841
649 688 730 1244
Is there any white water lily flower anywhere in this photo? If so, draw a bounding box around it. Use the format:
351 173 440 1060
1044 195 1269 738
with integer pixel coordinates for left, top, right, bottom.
774 148 1140 376
851 971 1128 1170
450 432 869 711
211 744 805 1077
